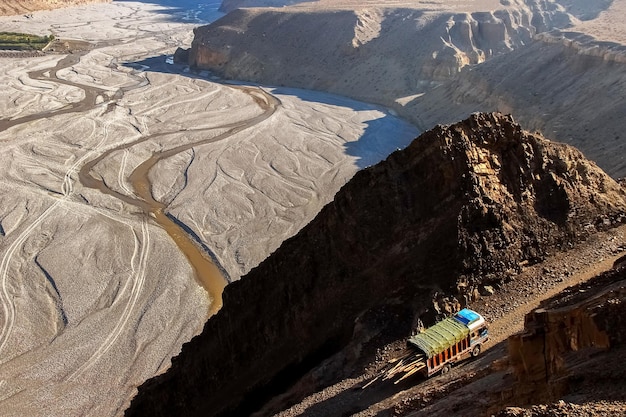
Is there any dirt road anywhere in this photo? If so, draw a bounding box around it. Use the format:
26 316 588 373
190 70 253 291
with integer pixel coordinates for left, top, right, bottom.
272 224 626 417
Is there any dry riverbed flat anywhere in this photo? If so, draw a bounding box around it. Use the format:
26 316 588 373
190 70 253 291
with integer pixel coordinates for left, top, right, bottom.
0 1 418 416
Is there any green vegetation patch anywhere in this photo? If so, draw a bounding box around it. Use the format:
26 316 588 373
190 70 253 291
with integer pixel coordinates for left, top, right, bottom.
0 32 55 51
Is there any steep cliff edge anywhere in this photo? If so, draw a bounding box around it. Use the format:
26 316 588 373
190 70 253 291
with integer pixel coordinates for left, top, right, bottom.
188 2 575 105
503 266 626 413
125 113 626 417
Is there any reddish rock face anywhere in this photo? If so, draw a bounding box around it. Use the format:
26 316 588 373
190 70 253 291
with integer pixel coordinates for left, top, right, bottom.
508 266 626 405
125 113 626 417
188 26 230 68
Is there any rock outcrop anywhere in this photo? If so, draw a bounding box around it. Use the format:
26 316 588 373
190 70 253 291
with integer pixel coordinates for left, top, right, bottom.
0 0 110 16
188 2 575 105
507 266 626 406
125 113 626 417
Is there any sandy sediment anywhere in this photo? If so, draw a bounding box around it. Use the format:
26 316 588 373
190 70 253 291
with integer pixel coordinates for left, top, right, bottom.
3 0 623 416
0 2 418 416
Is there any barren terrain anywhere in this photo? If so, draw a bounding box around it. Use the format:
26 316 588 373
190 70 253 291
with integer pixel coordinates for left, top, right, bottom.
189 0 626 177
126 111 626 417
272 225 626 417
2 0 626 416
133 0 626 416
0 1 417 416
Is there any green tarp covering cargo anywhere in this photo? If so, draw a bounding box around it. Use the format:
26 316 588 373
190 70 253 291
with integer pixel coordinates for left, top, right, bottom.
368 308 489 385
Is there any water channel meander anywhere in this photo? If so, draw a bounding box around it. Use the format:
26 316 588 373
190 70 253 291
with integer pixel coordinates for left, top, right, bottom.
0 44 281 315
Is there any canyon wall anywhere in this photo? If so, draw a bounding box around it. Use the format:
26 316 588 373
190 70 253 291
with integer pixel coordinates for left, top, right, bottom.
189 3 571 105
407 30 626 178
126 113 626 417
508 266 626 404
187 1 626 179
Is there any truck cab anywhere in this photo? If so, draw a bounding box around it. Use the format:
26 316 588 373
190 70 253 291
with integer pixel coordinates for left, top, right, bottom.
453 308 489 356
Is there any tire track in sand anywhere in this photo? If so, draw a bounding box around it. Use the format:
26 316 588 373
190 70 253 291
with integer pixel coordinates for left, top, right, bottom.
0 197 64 356
67 218 150 381
80 85 281 315
0 118 113 358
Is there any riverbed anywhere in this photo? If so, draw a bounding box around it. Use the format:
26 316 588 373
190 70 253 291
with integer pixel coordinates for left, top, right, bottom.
0 1 419 415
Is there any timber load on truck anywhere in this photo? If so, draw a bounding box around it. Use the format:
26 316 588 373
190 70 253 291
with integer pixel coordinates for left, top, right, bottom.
365 308 489 387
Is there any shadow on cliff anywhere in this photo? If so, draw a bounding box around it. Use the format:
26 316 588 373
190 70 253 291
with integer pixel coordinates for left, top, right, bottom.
115 0 224 23
124 112 626 417
121 57 419 169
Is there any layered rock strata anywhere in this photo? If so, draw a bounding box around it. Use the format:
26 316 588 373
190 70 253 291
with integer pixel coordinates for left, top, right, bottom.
125 113 626 417
189 3 571 105
407 30 626 178
186 1 626 178
508 266 626 404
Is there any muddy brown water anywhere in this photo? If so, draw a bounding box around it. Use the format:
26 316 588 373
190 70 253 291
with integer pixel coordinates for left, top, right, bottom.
80 86 280 314
0 53 107 132
1 47 281 315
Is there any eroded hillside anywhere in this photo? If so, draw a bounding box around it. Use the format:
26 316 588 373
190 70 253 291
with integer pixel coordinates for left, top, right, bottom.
507 267 626 409
125 113 626 417
0 0 109 16
189 1 572 103
185 0 626 178
406 30 626 178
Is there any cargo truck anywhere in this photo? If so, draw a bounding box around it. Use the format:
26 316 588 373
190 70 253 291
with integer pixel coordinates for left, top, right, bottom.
369 308 489 385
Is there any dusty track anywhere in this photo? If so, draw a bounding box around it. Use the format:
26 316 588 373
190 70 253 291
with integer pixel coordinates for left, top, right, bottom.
272 225 626 417
0 115 107 355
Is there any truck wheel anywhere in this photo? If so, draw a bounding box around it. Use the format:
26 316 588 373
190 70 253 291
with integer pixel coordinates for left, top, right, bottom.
471 344 481 357
441 364 451 374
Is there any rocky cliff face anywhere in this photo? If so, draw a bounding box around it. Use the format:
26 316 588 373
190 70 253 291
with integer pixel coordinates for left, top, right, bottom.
507 266 626 405
188 2 576 105
125 113 626 417
407 30 626 178
186 1 626 180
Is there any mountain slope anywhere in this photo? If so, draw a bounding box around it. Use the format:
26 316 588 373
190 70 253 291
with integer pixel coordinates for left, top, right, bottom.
125 113 626 417
406 30 626 178
188 3 572 105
